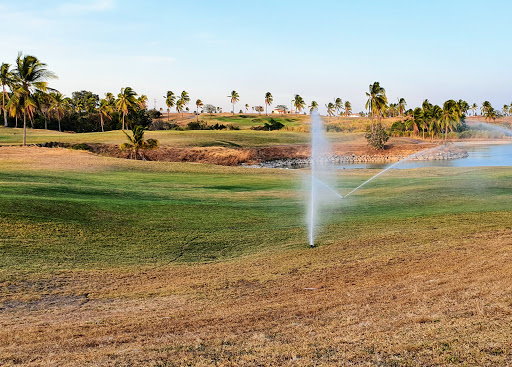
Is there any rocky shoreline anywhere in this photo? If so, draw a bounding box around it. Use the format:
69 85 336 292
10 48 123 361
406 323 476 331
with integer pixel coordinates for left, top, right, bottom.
254 147 468 168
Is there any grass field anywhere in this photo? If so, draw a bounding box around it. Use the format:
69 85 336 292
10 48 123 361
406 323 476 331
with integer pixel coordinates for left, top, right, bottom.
1 146 512 365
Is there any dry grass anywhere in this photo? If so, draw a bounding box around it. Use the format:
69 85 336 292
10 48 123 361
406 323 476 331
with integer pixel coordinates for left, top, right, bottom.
1 226 512 366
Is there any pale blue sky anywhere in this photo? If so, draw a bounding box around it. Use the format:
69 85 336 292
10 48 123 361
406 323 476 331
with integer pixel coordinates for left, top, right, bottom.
1 0 510 113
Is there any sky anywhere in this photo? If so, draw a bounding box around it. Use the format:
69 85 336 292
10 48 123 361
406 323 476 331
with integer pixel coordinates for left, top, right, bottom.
1 0 511 114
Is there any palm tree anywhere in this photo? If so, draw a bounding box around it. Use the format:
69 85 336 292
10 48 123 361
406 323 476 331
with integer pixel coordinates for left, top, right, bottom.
34 90 52 129
121 125 158 160
12 52 56 145
228 90 239 114
176 97 185 116
365 82 387 129
180 91 190 116
98 98 113 132
441 100 462 141
293 94 305 114
481 101 492 117
344 101 352 116
397 98 407 116
309 101 318 114
49 92 67 132
137 95 148 110
195 99 204 121
503 104 509 117
1 63 13 127
116 87 138 130
265 92 273 115
430 105 443 141
471 103 478 116
6 91 21 128
334 98 343 116
245 103 249 113
325 102 335 118
164 91 175 121
105 92 115 105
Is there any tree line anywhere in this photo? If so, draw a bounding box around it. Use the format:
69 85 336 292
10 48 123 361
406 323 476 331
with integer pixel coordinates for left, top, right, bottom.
1 53 508 146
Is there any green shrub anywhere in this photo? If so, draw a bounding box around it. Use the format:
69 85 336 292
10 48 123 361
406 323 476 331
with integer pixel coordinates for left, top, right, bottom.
71 143 90 151
365 123 390 150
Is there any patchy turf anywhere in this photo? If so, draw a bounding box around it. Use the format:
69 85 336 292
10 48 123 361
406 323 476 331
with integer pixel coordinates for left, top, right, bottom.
1 147 512 365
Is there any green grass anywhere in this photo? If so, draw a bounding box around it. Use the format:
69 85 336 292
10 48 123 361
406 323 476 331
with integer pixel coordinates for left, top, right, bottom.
2 150 512 275
204 114 305 128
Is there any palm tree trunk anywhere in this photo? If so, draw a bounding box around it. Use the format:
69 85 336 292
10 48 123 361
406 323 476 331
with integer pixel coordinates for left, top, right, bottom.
23 111 27 146
15 115 18 128
100 114 104 132
265 104 267 116
58 117 61 132
122 113 125 130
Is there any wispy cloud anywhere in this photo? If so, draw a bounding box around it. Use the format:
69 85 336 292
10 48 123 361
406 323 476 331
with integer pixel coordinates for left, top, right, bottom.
57 0 115 14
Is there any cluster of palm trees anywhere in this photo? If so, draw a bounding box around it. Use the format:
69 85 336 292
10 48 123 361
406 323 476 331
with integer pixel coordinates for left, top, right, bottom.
1 52 151 144
408 99 464 140
324 98 353 117
164 90 192 119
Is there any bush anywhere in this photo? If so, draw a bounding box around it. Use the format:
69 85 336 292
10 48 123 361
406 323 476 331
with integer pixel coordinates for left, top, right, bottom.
187 121 209 130
365 123 390 149
226 124 240 130
252 118 285 131
148 109 162 119
71 143 90 151
149 120 180 130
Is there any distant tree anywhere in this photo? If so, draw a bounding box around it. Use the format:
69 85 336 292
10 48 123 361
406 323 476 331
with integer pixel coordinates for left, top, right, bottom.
471 103 478 116
265 92 273 115
309 100 318 113
397 98 407 116
204 104 216 118
180 91 190 114
116 87 138 130
503 104 509 117
245 103 249 113
121 125 158 160
325 102 335 117
334 97 343 116
365 82 387 130
137 95 148 110
98 98 113 132
344 101 352 116
441 99 462 140
195 99 203 121
255 105 264 114
292 94 305 114
164 91 175 121
49 92 67 132
365 123 389 149
1 63 13 127
228 90 239 114
275 104 288 114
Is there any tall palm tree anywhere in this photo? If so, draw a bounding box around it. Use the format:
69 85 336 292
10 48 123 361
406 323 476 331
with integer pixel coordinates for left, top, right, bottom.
12 52 56 145
180 91 190 116
265 92 273 116
98 98 113 132
49 92 67 132
481 101 492 117
309 101 318 114
397 98 407 116
1 63 13 127
105 92 115 105
430 105 443 141
164 91 175 121
195 99 203 121
334 97 343 117
503 104 509 117
228 90 239 114
365 82 387 129
245 103 249 113
176 97 185 116
471 103 478 116
325 102 335 117
116 87 138 130
344 101 352 116
293 94 305 114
